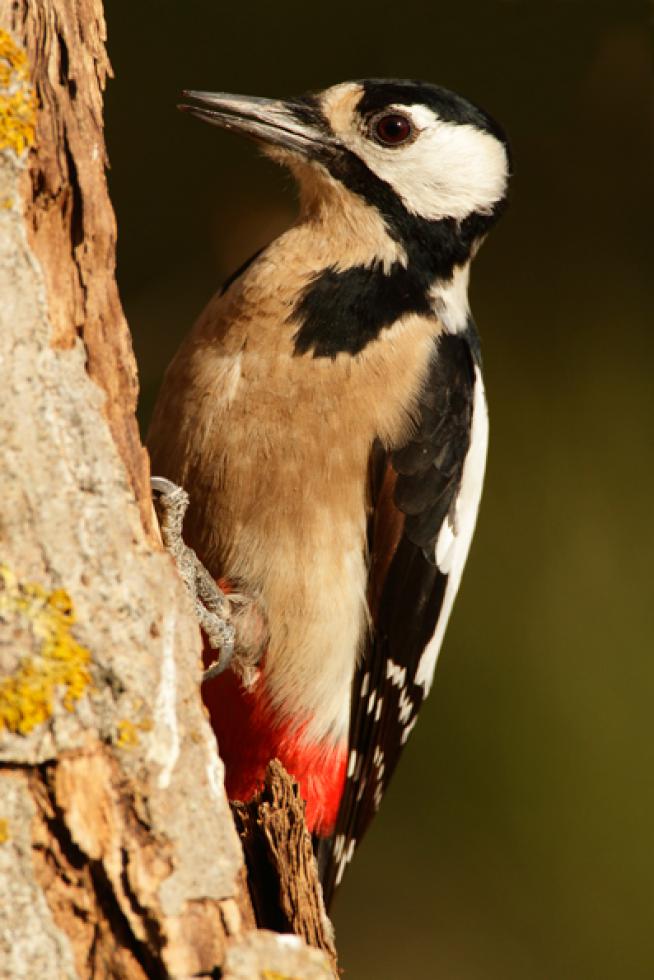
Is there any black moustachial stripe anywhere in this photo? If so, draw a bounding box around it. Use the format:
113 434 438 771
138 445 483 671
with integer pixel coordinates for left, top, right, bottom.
292 261 433 358
289 198 490 357
289 80 508 359
289 172 493 359
289 160 502 358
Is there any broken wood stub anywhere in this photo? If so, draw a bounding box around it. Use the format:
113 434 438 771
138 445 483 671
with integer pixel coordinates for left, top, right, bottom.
233 760 339 974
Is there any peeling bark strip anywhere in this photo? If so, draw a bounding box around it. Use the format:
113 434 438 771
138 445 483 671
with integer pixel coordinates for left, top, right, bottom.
233 762 339 974
28 761 164 980
0 3 336 978
12 0 151 531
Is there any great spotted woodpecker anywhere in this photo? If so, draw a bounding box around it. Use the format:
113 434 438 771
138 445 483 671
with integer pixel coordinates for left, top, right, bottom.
147 79 510 907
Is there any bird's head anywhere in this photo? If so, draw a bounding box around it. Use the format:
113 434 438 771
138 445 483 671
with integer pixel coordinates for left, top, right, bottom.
180 78 510 260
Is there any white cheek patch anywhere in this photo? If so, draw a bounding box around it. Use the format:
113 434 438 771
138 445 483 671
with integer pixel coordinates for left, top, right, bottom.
344 104 509 221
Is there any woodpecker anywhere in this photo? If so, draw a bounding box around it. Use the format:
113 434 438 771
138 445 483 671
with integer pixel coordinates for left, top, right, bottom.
147 79 510 907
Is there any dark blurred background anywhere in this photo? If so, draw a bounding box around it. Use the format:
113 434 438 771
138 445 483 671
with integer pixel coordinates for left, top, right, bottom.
104 1 653 976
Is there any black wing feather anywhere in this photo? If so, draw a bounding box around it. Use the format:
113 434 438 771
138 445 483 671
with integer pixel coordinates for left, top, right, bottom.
316 330 479 906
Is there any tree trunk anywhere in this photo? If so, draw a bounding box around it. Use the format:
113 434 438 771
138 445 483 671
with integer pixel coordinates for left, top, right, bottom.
0 3 335 977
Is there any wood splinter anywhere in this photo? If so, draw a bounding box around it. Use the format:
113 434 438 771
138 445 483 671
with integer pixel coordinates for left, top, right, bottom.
233 760 339 976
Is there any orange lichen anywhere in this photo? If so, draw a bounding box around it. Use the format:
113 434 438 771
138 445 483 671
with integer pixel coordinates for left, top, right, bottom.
0 30 37 156
0 819 9 844
0 565 92 735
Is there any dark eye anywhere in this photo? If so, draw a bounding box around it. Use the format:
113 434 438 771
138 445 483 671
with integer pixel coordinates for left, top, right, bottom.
373 113 414 146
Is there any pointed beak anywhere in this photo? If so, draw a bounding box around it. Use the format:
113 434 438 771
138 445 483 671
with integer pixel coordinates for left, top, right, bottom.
179 90 335 157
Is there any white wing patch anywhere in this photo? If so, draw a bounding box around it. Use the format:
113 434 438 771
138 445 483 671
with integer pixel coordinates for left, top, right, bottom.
435 519 457 573
414 365 488 695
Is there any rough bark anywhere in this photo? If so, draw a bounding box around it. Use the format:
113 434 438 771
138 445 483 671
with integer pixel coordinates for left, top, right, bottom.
0 3 335 977
233 762 338 971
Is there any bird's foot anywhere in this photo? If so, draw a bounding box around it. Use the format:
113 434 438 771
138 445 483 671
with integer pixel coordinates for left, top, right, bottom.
151 476 235 678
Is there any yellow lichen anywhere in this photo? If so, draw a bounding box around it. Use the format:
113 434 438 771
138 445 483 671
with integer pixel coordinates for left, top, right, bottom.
0 819 9 844
261 973 300 980
116 719 139 747
0 30 37 155
115 715 153 748
0 565 92 735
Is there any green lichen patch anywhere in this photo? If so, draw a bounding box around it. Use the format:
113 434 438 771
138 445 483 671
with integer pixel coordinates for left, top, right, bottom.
0 30 37 156
0 565 92 735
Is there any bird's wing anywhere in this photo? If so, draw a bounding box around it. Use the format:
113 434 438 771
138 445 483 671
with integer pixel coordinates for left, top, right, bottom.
316 326 488 906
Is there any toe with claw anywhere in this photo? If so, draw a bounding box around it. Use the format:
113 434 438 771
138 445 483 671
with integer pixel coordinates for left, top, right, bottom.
151 476 237 679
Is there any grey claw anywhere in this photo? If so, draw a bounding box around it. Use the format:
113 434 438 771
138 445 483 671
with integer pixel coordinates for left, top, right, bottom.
203 652 231 682
151 476 180 495
199 604 236 681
